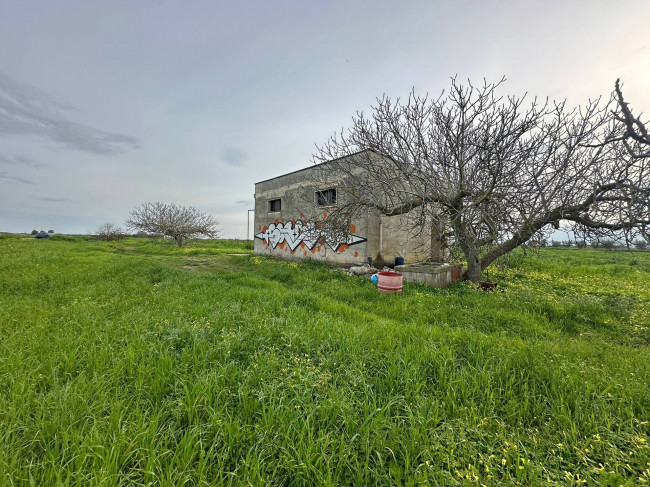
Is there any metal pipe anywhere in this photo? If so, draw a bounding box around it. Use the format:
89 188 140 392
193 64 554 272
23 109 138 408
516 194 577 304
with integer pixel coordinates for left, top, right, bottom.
247 209 254 240
379 215 384 254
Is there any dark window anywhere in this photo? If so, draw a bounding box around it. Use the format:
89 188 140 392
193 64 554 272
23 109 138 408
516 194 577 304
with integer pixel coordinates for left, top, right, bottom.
269 199 281 212
316 188 336 206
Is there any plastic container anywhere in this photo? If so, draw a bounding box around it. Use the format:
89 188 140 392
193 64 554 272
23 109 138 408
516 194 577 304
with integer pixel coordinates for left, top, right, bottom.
377 271 403 293
395 256 405 266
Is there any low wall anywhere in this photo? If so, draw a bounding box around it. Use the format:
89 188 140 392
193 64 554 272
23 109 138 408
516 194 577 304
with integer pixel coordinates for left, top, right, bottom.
394 263 463 288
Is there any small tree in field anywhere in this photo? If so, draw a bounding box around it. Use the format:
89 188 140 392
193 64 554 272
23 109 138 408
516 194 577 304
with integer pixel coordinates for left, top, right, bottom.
96 223 125 241
126 202 219 247
635 240 648 250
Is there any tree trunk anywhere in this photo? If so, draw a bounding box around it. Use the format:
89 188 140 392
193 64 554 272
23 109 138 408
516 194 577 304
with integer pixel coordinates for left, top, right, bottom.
452 215 484 282
430 218 445 262
464 248 483 282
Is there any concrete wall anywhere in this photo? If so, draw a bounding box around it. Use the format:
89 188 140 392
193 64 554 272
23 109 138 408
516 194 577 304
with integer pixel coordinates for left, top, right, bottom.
254 164 371 265
362 212 431 266
253 152 433 266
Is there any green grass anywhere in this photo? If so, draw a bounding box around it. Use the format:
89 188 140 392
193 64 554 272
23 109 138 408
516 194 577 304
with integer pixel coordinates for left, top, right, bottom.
1 235 649 486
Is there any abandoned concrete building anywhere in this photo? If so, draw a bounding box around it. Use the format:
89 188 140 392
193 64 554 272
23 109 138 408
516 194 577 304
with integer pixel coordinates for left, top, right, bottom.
253 149 432 266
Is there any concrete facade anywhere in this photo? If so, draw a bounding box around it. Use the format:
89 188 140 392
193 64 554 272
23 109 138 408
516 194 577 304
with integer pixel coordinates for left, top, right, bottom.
253 150 431 266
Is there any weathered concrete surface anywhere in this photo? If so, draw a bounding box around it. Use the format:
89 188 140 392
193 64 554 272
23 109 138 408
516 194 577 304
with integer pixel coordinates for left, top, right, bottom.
253 149 433 265
394 263 463 288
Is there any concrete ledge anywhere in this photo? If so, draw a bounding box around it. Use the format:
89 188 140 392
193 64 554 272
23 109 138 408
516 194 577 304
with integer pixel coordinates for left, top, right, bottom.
394 263 463 288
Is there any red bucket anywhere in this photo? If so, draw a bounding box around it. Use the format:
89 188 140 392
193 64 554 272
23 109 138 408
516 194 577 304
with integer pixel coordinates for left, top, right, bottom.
377 271 403 293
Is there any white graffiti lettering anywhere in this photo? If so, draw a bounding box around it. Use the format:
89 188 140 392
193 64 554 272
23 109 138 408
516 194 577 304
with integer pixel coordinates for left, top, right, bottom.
255 220 366 251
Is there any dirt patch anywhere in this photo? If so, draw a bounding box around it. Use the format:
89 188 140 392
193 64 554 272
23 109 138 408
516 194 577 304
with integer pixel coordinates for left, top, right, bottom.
175 257 244 274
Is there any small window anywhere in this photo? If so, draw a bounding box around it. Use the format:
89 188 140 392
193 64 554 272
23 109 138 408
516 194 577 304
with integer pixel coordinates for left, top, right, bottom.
269 198 281 212
316 188 336 206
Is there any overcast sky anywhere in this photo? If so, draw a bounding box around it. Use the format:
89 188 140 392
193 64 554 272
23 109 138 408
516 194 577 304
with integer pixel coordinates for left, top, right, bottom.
1 0 649 237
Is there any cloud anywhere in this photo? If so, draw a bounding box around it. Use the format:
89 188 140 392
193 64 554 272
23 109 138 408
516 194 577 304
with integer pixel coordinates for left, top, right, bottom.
0 72 140 155
0 171 35 184
222 147 247 167
0 154 42 168
37 197 68 202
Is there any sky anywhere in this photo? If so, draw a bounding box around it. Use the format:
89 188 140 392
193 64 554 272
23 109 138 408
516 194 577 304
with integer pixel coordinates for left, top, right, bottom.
1 0 649 238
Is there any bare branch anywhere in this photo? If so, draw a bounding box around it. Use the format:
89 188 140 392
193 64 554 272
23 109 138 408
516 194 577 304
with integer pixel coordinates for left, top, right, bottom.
125 202 220 246
311 78 650 281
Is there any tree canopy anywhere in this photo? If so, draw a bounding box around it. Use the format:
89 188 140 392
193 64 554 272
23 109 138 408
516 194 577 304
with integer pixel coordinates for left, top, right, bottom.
312 78 650 281
126 202 220 247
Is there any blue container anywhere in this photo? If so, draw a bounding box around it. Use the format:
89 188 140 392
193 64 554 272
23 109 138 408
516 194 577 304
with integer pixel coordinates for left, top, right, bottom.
395 256 405 266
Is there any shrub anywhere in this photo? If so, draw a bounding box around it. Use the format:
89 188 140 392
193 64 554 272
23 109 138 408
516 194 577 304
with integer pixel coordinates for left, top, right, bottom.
551 240 561 247
600 239 615 250
96 223 125 241
634 240 648 250
30 230 38 235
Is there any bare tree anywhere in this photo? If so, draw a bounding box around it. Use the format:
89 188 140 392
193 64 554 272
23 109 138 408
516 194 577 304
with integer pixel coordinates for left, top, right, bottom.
96 222 125 241
312 78 650 282
126 202 220 247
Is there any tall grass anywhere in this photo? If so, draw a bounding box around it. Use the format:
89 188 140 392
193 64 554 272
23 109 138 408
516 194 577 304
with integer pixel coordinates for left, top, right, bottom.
1 235 648 485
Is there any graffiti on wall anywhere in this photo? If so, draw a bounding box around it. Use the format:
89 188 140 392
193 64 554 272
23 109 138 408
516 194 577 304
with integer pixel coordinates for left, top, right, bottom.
255 219 366 253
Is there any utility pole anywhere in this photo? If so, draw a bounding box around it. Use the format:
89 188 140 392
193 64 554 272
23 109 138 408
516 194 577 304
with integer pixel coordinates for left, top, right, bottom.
247 209 254 241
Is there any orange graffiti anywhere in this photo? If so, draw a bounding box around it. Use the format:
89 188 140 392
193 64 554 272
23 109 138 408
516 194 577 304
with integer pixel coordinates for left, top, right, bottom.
354 251 359 257
258 225 261 230
350 224 356 232
278 242 285 250
304 251 307 256
300 242 305 249
337 245 349 253
274 219 279 225
322 212 327 219
310 247 316 254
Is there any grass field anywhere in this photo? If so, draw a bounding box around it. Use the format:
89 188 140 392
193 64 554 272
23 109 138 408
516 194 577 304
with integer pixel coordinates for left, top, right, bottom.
1 234 649 486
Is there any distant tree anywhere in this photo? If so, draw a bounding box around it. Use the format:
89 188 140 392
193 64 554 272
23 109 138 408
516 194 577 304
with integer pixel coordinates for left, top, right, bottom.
126 202 220 247
96 223 125 241
576 240 587 249
30 230 38 235
634 240 648 250
312 78 650 282
48 230 54 234
551 240 562 248
600 239 615 251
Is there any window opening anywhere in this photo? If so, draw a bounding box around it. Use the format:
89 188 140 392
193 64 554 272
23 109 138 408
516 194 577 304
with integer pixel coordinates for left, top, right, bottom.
269 199 281 212
316 188 336 206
